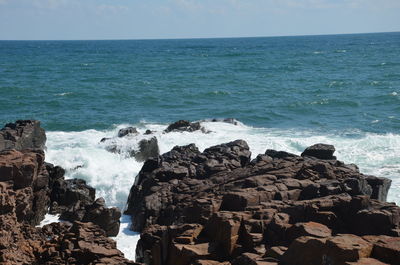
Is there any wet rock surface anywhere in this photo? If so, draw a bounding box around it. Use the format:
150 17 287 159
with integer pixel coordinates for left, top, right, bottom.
126 139 399 265
164 120 203 133
133 137 160 162
102 133 160 162
48 169 122 237
119 127 139 137
0 121 133 264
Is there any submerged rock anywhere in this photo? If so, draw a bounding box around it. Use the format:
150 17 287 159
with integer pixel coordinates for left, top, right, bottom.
102 135 160 162
210 118 239 125
125 141 397 265
118 127 139 137
164 120 202 133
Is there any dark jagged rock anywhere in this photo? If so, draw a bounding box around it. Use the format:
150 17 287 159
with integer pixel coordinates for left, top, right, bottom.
51 178 95 207
118 127 139 137
144 129 153 135
47 169 121 237
301 143 336 160
125 140 251 231
132 137 160 162
82 198 122 236
210 118 239 125
0 120 46 151
126 141 398 265
100 137 111 142
164 120 202 133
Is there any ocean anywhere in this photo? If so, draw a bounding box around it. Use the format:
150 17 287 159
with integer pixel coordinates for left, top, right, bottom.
1 32 400 260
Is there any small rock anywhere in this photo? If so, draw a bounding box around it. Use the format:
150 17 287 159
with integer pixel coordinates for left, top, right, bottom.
301 143 336 160
118 127 138 137
164 120 202 133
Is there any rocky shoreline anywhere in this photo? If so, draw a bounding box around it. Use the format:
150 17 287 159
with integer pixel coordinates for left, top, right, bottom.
1 120 399 264
0 120 136 264
125 128 400 264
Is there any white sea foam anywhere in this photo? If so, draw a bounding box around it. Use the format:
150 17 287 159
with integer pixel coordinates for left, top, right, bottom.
38 213 61 228
44 121 400 260
54 92 72 96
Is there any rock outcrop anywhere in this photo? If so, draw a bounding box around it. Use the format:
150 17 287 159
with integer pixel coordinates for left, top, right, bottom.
0 149 50 226
126 140 398 265
48 168 121 237
0 120 46 151
134 137 160 162
0 120 133 264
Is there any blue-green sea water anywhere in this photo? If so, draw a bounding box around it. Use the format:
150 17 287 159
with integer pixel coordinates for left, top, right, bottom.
1 32 400 259
1 32 400 132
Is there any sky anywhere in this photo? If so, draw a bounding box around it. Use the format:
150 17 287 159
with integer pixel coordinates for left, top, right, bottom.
0 0 399 40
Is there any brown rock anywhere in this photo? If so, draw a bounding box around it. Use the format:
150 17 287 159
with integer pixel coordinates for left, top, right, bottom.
364 235 400 264
286 221 332 241
125 140 398 265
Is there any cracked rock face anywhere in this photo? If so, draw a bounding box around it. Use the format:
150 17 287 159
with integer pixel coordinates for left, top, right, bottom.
126 140 398 265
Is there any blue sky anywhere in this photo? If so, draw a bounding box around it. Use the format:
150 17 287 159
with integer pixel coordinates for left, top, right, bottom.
0 0 399 40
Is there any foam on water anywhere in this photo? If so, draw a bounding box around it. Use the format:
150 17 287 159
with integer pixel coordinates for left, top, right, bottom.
44 121 400 260
38 214 61 228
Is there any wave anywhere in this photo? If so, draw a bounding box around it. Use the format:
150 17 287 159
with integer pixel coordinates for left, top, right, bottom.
44 120 400 260
54 92 72 96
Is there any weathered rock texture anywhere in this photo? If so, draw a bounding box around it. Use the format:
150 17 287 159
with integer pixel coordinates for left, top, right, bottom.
0 120 46 151
0 120 133 264
126 140 399 265
46 164 121 236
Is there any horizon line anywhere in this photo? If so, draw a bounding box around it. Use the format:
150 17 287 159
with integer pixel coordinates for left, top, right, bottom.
1 30 399 42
